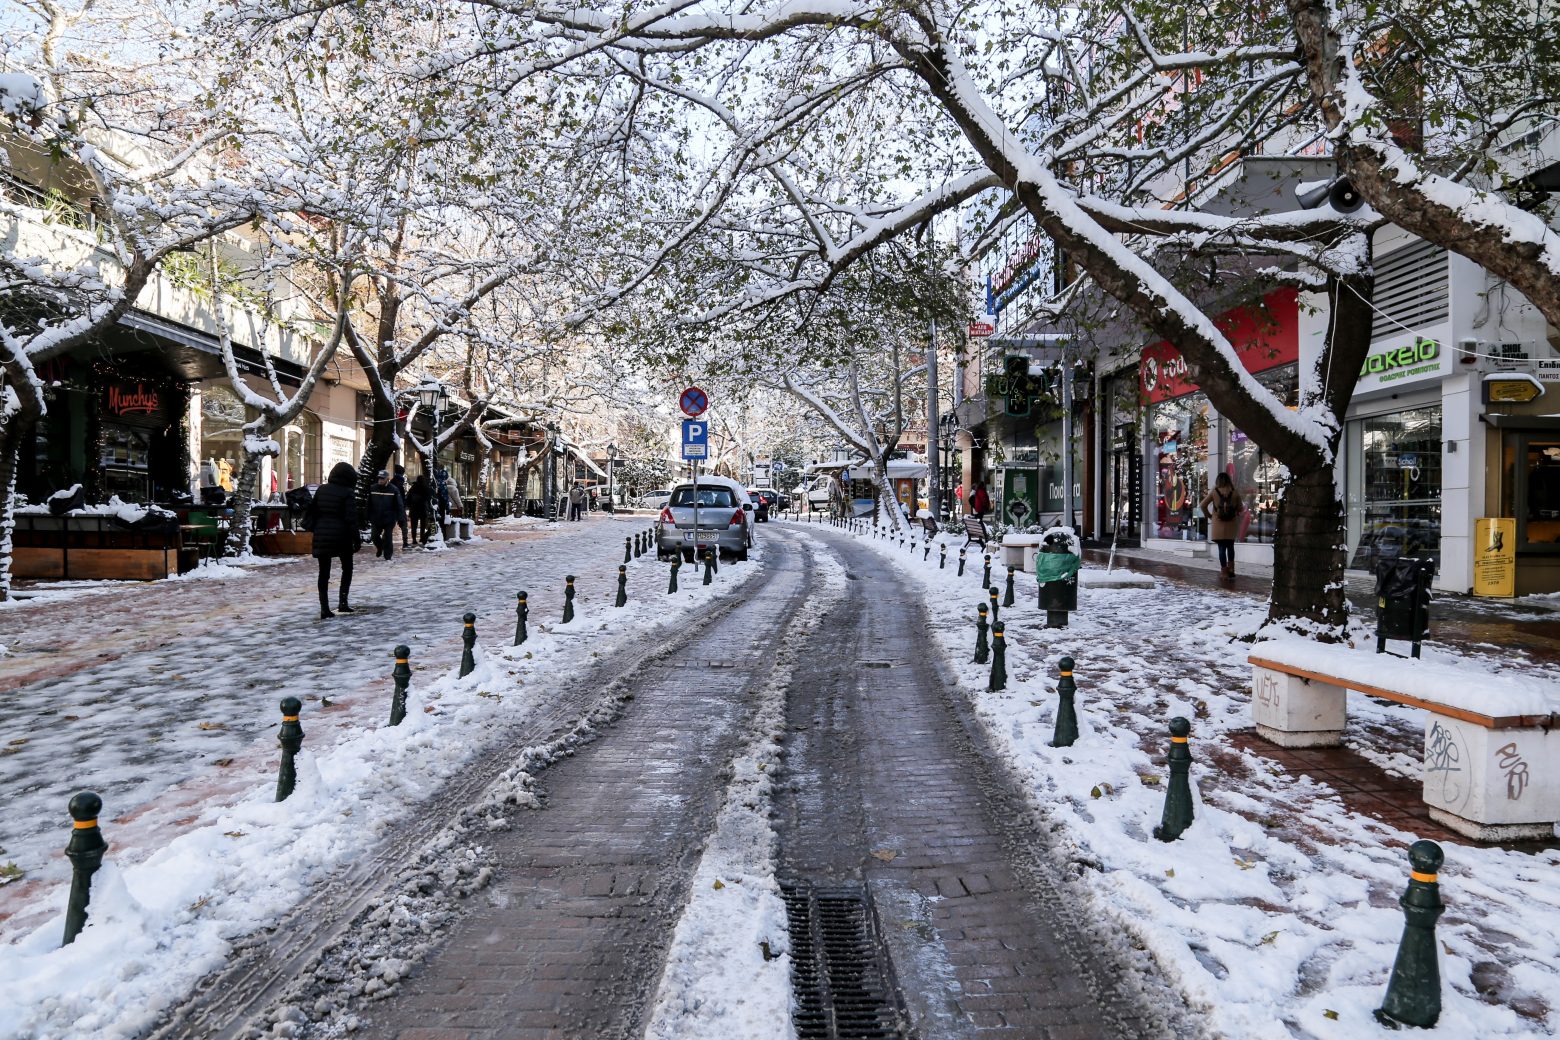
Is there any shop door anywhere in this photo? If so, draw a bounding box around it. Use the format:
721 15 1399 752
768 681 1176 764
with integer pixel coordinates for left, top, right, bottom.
1108 448 1142 544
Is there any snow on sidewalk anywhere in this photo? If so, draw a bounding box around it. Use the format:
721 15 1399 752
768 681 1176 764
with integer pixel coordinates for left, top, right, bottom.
848 522 1560 1039
0 518 746 1040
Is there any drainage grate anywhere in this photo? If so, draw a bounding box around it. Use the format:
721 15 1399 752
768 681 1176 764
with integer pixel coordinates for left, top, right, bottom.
780 880 902 1039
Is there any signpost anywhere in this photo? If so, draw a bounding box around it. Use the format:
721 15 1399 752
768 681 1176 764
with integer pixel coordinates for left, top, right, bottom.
678 388 710 560
1473 517 1517 597
681 420 709 460
679 386 709 418
968 317 995 338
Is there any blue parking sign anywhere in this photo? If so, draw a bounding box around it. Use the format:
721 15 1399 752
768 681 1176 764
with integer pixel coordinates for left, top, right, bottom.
681 419 708 460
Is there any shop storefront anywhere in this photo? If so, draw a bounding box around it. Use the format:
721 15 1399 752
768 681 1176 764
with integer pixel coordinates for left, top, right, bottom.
1138 289 1300 562
196 382 324 501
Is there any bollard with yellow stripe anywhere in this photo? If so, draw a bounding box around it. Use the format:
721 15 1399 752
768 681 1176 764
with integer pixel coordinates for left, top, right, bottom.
390 645 411 726
1376 840 1446 1029
988 621 1008 692
459 612 477 678
275 697 304 803
514 591 529 646
1153 717 1194 841
62 791 107 946
1050 656 1079 747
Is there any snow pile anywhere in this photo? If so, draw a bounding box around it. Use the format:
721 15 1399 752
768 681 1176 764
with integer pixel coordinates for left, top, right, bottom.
645 540 847 1040
849 525 1560 1038
15 495 175 524
0 540 765 1040
0 73 44 118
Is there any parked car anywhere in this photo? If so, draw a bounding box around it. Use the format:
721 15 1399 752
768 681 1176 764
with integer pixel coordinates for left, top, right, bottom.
746 487 777 522
655 475 754 561
638 488 673 511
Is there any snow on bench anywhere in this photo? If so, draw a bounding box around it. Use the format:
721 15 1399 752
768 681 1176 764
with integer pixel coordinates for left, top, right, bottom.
1249 639 1560 841
442 517 475 542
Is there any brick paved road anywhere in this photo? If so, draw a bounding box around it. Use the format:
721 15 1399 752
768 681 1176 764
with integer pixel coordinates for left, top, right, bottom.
779 528 1170 1039
355 533 815 1040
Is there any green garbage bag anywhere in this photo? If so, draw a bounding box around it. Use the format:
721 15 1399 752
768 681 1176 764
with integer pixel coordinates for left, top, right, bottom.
1032 552 1082 584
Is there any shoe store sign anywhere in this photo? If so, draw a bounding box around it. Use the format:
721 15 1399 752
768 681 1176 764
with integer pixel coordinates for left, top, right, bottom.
1357 332 1446 392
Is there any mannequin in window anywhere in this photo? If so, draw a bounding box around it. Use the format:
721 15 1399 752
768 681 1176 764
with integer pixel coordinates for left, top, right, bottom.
217 458 235 492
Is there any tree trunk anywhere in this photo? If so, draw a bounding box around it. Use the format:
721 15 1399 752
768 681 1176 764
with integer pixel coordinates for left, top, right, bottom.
0 408 39 602
226 442 274 557
1267 463 1349 634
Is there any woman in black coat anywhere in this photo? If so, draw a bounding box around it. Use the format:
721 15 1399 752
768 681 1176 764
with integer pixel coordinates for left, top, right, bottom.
304 461 361 618
406 473 432 546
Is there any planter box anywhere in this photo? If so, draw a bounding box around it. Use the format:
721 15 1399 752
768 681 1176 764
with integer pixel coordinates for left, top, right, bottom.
251 531 314 556
13 546 183 581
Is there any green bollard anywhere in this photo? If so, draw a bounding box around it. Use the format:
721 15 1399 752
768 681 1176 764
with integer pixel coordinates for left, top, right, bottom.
989 622 1008 691
514 591 529 646
1004 566 1016 607
563 575 576 624
982 553 992 587
939 544 947 569
1375 841 1447 1029
616 564 628 607
390 644 411 725
1153 717 1194 841
973 602 990 664
988 585 1000 626
702 548 715 585
459 612 477 677
275 697 304 803
625 537 632 564
668 558 680 594
1050 655 1078 747
958 547 966 576
61 791 106 946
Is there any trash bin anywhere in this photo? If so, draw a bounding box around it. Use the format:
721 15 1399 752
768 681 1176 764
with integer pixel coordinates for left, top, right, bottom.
1035 530 1082 629
1375 556 1434 658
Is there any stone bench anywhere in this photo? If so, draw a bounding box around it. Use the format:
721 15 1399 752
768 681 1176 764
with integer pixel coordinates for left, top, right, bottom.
1249 640 1560 841
442 517 475 542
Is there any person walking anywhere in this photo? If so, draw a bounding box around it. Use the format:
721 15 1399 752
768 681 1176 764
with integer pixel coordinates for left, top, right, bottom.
407 472 432 546
303 461 361 619
1201 472 1244 581
568 482 586 522
435 467 452 525
969 481 991 519
368 469 406 560
392 464 410 548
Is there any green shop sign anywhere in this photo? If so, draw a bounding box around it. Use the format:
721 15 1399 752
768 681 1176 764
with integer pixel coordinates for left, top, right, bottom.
1361 337 1441 382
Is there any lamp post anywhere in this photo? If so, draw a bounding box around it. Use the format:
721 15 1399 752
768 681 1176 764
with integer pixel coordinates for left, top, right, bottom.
544 422 560 521
606 442 618 514
416 380 449 546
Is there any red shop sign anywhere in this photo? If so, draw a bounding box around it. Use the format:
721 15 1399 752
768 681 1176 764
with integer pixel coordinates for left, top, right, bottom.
1139 289 1299 404
105 382 162 417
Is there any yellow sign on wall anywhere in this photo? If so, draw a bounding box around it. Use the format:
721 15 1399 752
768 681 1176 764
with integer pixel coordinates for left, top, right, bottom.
1473 517 1517 597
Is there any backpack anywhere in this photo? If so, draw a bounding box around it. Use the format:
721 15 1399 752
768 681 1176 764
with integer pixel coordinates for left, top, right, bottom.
1215 492 1238 522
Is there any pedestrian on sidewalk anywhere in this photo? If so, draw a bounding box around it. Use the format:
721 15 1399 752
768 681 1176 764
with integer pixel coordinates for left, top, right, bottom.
970 481 991 519
1201 472 1244 580
568 482 586 521
303 461 361 618
407 473 432 546
368 469 406 560
392 464 410 548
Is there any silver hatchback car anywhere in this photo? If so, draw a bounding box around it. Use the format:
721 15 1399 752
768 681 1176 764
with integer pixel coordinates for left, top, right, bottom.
655 478 754 561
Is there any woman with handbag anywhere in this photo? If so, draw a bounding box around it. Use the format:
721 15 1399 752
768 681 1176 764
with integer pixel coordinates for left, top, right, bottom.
303 462 362 618
1200 472 1244 581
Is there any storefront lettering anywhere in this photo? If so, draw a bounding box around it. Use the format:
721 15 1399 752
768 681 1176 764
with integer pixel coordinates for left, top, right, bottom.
1138 290 1299 404
1360 337 1440 381
106 384 160 416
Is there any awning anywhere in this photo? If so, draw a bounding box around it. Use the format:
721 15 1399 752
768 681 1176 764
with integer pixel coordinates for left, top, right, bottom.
564 444 607 478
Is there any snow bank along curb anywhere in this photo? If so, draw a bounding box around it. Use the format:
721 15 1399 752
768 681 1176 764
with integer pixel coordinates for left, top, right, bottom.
0 542 768 1040
849 519 1560 1039
645 538 848 1040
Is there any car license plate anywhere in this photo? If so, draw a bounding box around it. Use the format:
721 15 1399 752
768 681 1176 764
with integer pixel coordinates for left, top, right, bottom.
684 531 721 544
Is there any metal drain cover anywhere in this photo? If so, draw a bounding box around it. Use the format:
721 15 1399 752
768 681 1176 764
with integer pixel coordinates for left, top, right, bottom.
780 880 903 1039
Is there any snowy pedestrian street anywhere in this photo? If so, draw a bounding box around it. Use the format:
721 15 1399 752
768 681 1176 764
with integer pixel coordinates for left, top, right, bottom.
0 515 670 919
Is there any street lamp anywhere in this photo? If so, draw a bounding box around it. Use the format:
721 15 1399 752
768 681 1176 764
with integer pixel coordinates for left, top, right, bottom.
415 380 448 544
606 442 619 513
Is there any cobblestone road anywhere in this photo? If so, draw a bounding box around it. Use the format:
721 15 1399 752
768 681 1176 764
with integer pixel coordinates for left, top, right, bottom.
781 528 1166 1039
355 532 814 1040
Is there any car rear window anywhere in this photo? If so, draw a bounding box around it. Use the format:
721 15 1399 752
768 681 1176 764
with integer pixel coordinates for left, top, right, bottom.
670 487 737 508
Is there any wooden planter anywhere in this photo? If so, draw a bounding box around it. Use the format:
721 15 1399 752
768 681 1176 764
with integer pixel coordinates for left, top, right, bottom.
251 531 314 555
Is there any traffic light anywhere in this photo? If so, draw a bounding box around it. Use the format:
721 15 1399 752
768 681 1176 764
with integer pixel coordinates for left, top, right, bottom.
1003 356 1031 417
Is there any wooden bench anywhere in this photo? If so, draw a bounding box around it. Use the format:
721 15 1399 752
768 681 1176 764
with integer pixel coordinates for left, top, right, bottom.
961 515 990 548
920 516 939 540
1249 640 1560 841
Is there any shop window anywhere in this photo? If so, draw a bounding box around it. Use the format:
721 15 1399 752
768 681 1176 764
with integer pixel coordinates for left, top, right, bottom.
278 411 322 490
1151 392 1211 540
1348 405 1442 569
1502 435 1560 552
1223 364 1298 544
198 385 258 499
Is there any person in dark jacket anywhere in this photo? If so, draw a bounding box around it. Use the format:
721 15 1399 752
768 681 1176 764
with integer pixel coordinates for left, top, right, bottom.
368 469 406 561
406 473 432 546
304 461 361 618
391 464 410 548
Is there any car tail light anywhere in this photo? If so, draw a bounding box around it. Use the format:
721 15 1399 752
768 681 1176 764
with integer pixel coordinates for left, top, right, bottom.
730 509 745 526
659 507 674 523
